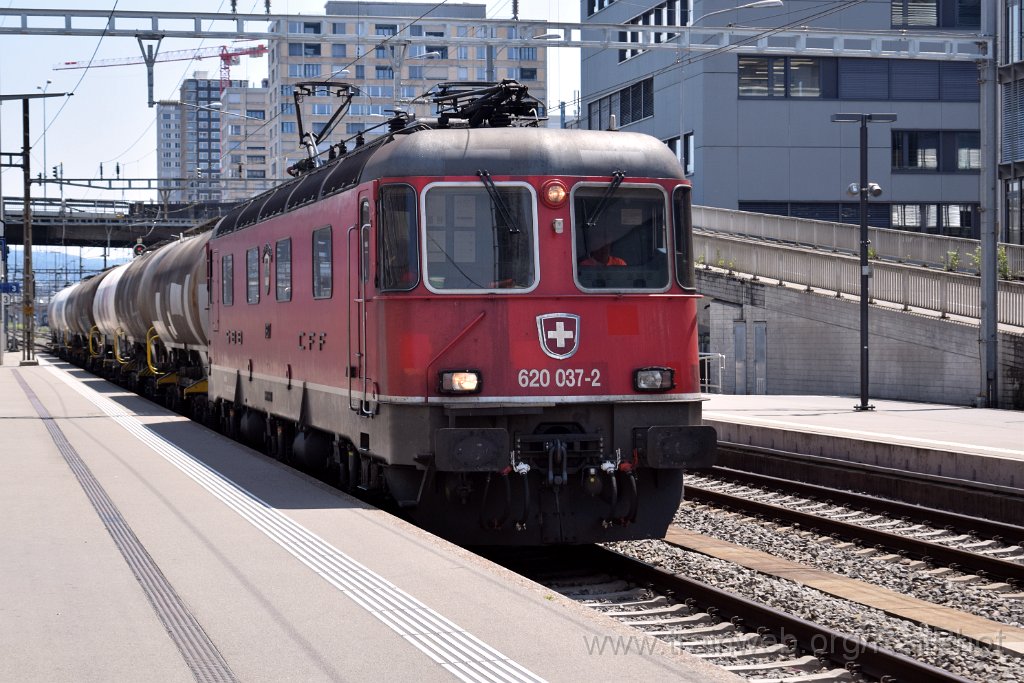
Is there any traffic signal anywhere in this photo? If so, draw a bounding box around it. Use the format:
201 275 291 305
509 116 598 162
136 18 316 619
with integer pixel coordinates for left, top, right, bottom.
52 166 58 179
133 243 147 258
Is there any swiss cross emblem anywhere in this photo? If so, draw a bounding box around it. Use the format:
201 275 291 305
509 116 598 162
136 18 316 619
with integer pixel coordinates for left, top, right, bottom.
537 313 580 360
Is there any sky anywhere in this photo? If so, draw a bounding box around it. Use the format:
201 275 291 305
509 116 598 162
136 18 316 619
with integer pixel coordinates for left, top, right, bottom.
0 0 581 209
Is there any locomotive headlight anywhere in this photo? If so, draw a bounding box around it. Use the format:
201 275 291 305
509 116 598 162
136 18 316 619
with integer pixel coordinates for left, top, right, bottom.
540 180 568 209
634 367 675 392
439 370 482 394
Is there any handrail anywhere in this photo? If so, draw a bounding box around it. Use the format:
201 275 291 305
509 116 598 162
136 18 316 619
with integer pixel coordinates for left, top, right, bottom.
145 326 165 376
693 206 1024 278
113 327 130 365
694 232 1024 327
87 325 102 358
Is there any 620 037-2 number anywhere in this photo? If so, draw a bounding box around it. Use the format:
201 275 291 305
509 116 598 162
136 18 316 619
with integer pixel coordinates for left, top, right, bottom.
517 368 602 388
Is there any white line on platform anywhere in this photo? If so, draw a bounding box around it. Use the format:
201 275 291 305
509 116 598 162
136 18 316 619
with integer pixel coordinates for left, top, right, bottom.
44 360 545 683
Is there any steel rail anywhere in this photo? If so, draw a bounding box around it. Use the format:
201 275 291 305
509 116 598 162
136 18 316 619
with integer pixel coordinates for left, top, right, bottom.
708 465 1024 547
713 442 1024 527
685 484 1024 584
588 545 971 683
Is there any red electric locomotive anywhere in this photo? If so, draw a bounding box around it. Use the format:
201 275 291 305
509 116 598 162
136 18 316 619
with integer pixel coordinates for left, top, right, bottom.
48 82 715 545
204 82 715 544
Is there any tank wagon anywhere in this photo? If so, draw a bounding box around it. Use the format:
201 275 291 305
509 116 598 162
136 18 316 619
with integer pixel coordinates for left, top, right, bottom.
49 81 715 545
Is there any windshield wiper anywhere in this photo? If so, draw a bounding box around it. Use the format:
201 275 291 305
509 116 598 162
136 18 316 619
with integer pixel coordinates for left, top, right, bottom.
584 169 626 231
477 169 520 234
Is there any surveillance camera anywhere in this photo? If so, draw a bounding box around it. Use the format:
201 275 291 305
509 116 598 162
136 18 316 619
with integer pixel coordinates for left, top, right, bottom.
867 183 882 197
846 183 860 196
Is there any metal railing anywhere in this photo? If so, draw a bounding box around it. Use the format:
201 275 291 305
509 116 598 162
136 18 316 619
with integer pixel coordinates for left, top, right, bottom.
694 232 1024 327
693 206 1024 278
698 352 725 394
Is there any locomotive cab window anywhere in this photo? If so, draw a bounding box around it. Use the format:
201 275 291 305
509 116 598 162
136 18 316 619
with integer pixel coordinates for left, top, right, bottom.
673 186 696 291
312 226 333 299
422 183 537 292
379 185 419 291
573 184 670 291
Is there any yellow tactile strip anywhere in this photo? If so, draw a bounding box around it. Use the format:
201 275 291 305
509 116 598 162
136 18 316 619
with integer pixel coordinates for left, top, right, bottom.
664 528 1024 657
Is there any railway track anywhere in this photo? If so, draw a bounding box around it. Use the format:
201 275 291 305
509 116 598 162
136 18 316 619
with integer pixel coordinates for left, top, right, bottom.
714 443 1024 527
489 544 971 683
685 468 1024 585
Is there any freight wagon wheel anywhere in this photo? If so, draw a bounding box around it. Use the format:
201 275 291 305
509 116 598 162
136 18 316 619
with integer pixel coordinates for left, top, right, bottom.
164 386 180 413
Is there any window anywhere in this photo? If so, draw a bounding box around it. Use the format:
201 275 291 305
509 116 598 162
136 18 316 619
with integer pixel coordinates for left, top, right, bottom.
281 121 297 133
379 185 419 291
312 226 332 299
276 239 292 301
247 169 266 179
891 0 979 29
425 45 449 59
587 0 618 15
331 44 347 58
1009 0 1023 63
574 185 670 290
664 133 695 175
280 103 295 115
423 184 536 291
245 109 265 120
246 247 260 304
288 21 321 34
892 131 939 170
312 103 332 115
587 78 653 130
331 22 345 35
618 0 686 61
519 68 538 81
673 186 694 290
303 63 321 77
891 203 978 236
892 130 980 172
375 66 394 80
741 56 975 102
956 132 981 169
222 254 234 306
738 56 833 97
288 43 321 57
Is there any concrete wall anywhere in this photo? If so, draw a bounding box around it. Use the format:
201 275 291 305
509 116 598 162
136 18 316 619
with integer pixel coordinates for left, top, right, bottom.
697 269 1024 409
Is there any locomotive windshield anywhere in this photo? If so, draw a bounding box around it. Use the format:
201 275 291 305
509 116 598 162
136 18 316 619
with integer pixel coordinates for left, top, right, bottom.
573 185 670 291
422 184 537 291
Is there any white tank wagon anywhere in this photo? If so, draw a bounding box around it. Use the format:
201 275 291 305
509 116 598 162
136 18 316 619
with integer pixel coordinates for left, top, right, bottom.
46 282 80 345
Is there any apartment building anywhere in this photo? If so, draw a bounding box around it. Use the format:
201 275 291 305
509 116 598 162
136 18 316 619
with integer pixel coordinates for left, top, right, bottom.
265 1 548 179
156 71 248 204
219 81 274 202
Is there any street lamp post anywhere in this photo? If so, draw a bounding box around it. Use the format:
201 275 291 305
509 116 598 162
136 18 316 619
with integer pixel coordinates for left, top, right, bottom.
831 112 897 412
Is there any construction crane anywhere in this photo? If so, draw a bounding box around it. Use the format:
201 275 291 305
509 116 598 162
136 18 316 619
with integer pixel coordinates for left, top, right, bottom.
55 40 269 107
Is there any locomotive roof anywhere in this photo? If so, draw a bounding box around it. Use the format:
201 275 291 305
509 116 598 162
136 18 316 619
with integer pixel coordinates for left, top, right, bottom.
214 127 685 237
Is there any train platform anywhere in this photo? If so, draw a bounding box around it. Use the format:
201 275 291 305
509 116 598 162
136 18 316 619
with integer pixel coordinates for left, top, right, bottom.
0 353 738 683
702 394 1024 490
